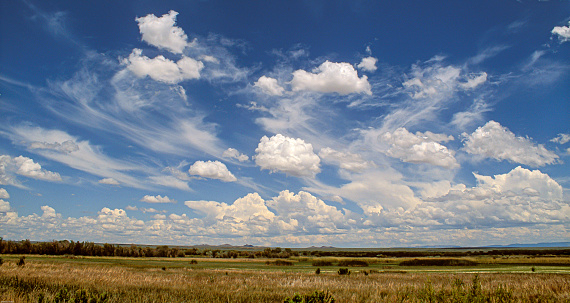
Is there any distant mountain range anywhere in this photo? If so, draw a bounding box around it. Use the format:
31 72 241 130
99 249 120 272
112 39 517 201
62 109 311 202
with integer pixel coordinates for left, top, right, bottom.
187 242 570 249
483 242 570 248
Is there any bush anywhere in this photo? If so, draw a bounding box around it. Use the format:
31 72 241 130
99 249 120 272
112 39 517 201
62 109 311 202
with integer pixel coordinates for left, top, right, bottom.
312 260 333 266
17 256 25 266
337 268 350 275
189 259 198 264
266 260 294 266
315 268 321 275
284 290 335 303
399 258 477 266
338 259 368 267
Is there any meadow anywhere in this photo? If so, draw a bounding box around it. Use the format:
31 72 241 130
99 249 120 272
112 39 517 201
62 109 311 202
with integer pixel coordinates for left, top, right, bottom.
0 253 569 302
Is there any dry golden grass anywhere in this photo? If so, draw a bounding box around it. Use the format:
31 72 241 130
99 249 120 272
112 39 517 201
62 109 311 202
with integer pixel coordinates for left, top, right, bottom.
0 256 569 302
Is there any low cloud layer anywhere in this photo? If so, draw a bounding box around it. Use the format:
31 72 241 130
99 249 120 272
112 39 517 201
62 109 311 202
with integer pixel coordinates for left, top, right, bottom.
1 165 566 246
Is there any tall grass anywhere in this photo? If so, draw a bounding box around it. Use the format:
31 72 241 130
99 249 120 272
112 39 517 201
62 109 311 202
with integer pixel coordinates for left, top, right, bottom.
0 257 569 302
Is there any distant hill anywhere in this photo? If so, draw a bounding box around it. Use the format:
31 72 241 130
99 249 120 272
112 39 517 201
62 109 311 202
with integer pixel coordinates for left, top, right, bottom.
484 242 570 248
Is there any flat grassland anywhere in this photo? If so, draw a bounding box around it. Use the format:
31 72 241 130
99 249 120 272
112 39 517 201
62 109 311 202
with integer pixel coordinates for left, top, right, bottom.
0 254 569 302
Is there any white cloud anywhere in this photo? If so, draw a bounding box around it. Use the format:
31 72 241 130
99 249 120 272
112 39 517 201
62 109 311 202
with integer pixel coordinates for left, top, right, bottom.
451 99 491 130
550 133 570 144
318 148 371 172
473 166 563 201
267 190 348 233
552 21 570 43
29 140 79 153
140 195 175 203
222 148 249 162
149 176 192 191
13 156 62 181
136 10 190 54
403 63 486 99
185 193 277 235
10 126 146 189
0 155 62 187
123 49 204 84
463 121 559 167
0 199 10 212
0 188 9 199
98 178 120 185
290 61 372 95
459 72 488 90
254 134 321 177
380 128 458 169
254 76 285 96
357 56 378 72
188 160 237 182
125 205 138 211
306 168 422 212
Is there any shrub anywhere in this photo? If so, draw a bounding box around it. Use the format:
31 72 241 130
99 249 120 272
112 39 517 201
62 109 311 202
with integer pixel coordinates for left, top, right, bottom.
267 260 294 266
284 290 335 303
312 260 333 266
0 257 3 266
337 268 350 275
315 268 321 275
189 259 198 264
17 256 25 266
338 259 368 267
399 258 477 266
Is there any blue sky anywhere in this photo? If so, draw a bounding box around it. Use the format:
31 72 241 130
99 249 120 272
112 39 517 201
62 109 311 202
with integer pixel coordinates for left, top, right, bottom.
1 0 569 247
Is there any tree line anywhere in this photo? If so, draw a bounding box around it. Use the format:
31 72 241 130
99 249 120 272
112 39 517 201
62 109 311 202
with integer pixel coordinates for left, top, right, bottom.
1 238 568 258
0 238 298 258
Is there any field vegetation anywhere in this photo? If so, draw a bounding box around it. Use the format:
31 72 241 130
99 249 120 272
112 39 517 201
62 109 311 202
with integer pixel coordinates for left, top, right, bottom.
1 240 569 302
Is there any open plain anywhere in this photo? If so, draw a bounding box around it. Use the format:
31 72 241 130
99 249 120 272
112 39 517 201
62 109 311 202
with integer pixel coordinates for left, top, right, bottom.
1 253 569 302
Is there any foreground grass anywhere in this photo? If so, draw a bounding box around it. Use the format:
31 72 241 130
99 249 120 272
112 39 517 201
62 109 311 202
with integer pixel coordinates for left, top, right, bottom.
0 255 569 302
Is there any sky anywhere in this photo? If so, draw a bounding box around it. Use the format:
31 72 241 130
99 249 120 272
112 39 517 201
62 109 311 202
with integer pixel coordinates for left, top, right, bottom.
0 0 569 248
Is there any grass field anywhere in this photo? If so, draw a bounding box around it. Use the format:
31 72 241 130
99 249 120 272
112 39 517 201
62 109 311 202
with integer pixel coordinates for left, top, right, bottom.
0 254 569 302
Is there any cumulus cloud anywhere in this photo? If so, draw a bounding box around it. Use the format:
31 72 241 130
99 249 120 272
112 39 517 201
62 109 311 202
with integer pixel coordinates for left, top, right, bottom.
185 193 278 235
222 148 249 162
0 188 9 199
552 21 570 43
254 134 321 177
123 49 204 84
380 128 458 169
188 160 237 182
290 61 372 95
98 178 120 185
254 76 285 96
463 121 559 167
473 166 563 201
550 133 570 144
136 10 190 53
266 190 348 233
13 156 62 181
357 56 378 72
318 148 371 172
0 155 62 186
140 195 175 203
0 199 10 212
